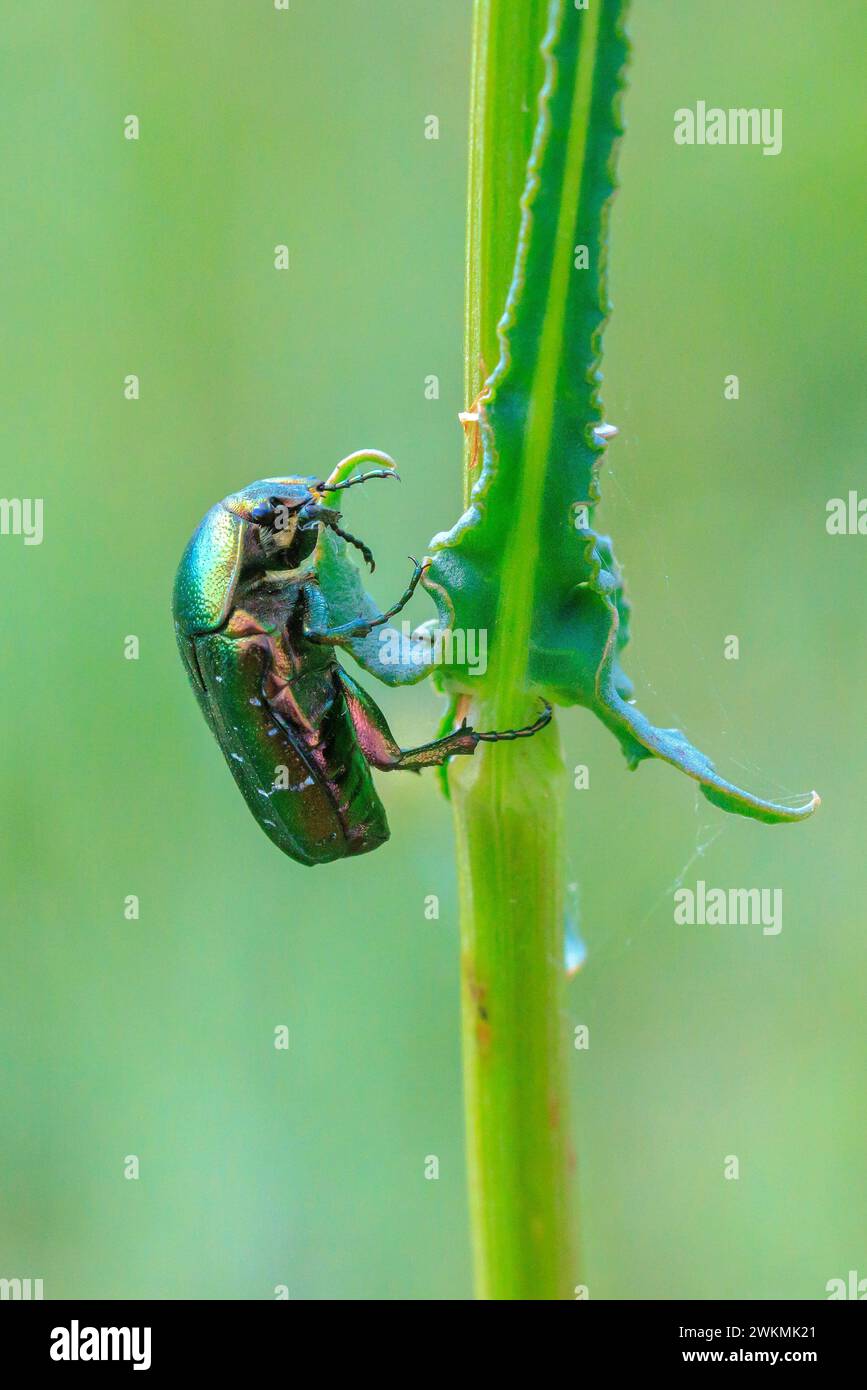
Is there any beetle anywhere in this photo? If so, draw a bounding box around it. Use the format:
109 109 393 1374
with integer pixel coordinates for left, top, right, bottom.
173 456 552 865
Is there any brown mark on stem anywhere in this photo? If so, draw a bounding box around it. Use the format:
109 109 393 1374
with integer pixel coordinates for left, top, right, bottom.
459 357 492 477
462 953 492 1052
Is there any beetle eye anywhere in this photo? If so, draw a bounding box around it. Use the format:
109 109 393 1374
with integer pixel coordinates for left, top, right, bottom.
250 502 275 525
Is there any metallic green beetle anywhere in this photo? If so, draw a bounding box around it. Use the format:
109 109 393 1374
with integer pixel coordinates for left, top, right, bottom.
173 454 551 865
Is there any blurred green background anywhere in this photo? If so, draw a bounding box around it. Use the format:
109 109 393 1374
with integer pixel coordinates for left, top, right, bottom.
1 0 863 1300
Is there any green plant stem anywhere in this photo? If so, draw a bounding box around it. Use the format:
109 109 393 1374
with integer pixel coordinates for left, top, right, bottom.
451 725 573 1300
452 0 576 1301
463 0 548 502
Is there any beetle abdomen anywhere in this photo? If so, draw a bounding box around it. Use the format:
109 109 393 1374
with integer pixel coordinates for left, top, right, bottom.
306 666 390 859
192 630 340 864
194 629 388 865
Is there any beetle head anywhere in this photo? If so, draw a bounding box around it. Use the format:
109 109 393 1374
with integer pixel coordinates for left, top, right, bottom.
227 477 332 569
227 468 397 573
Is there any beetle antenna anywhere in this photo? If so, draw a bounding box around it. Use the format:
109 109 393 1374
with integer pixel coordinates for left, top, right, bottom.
324 519 377 571
317 468 400 494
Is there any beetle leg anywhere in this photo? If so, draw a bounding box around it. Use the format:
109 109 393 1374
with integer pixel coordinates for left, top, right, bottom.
472 705 554 741
324 520 377 571
337 668 552 771
303 559 428 646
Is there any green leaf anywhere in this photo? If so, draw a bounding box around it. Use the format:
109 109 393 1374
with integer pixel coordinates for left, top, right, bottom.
424 0 817 827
